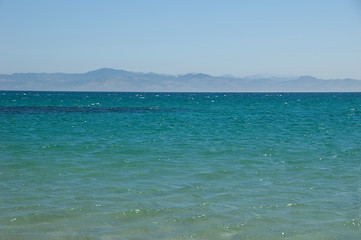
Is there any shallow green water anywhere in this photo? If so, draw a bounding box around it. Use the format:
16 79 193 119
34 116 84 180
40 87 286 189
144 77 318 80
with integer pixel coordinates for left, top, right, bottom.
0 92 360 239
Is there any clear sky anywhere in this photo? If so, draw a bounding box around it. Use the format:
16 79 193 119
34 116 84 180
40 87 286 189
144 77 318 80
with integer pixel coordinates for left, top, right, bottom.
1 0 361 79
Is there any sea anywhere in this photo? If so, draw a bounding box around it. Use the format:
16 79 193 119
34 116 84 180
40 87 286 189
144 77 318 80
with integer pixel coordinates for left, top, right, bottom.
0 91 360 240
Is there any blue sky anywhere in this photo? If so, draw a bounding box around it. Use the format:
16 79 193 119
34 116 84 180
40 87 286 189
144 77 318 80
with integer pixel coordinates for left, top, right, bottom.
0 0 360 79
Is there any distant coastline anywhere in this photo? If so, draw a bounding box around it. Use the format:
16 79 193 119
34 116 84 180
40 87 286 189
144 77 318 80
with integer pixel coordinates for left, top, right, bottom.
1 68 361 92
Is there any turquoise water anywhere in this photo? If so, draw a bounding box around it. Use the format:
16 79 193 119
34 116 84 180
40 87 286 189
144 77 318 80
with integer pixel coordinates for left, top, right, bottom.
0 91 360 240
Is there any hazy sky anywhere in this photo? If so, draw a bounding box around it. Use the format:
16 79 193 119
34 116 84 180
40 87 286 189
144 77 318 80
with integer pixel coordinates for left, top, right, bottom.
1 0 361 79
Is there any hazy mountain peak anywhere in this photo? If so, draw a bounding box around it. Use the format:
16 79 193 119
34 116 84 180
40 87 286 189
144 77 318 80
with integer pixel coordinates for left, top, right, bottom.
298 75 319 80
180 73 212 78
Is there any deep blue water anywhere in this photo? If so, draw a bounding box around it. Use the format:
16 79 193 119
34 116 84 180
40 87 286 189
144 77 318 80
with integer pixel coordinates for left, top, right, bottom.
0 91 360 239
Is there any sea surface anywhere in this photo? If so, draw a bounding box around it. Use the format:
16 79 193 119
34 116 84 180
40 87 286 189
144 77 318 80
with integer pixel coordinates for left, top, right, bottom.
0 91 360 240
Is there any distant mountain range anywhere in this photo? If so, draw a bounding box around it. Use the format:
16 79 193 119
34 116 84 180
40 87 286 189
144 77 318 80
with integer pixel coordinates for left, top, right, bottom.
1 68 361 92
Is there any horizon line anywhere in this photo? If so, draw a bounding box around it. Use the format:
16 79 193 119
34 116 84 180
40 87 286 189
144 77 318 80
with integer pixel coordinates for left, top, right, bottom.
0 67 360 81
